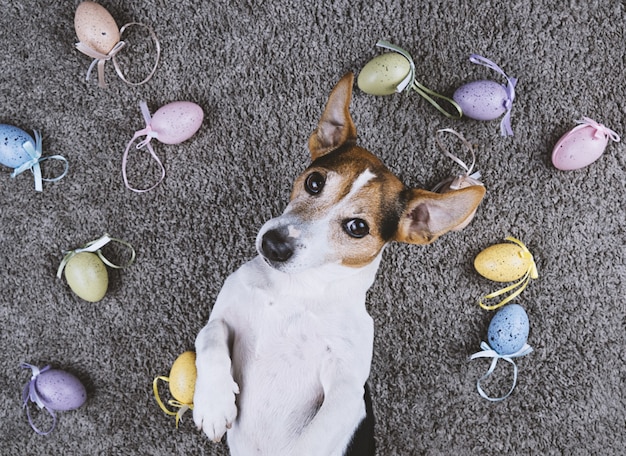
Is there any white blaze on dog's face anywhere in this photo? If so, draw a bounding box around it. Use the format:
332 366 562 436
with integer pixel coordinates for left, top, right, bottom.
256 73 486 275
257 147 407 273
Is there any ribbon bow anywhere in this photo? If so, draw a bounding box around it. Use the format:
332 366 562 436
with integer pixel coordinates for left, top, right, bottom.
376 41 463 119
76 22 160 88
574 117 621 143
10 130 69 192
21 363 58 435
121 101 166 193
153 376 194 428
431 128 483 192
57 233 136 279
468 54 517 136
469 341 533 401
478 236 538 311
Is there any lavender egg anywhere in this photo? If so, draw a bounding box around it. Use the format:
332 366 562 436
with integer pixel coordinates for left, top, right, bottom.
453 80 508 121
487 304 529 355
34 369 87 411
0 124 35 169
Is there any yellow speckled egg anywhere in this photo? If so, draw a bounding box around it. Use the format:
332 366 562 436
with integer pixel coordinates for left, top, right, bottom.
169 351 197 404
474 243 533 283
357 53 411 96
74 1 120 55
64 252 109 302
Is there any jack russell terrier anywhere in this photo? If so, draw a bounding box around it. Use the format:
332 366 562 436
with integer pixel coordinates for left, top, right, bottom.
193 73 485 455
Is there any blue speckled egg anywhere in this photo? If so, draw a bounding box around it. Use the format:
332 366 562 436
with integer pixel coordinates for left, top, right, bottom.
487 304 529 355
34 369 87 411
453 80 508 121
0 124 35 169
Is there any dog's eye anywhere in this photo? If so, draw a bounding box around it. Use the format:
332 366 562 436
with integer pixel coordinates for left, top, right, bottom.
344 218 369 238
305 172 325 195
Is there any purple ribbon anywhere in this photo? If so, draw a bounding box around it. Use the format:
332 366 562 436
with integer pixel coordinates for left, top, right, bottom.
469 54 517 136
21 363 58 435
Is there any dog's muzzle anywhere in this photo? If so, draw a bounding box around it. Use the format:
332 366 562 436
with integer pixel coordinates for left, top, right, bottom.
260 228 294 263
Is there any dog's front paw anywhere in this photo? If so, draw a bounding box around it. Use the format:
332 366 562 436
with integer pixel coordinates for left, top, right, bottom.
193 373 240 442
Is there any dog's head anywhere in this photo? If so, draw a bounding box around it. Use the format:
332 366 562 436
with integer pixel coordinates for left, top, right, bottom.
256 73 485 275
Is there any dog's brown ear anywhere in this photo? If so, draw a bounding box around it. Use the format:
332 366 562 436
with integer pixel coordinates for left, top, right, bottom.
308 73 357 160
394 186 486 244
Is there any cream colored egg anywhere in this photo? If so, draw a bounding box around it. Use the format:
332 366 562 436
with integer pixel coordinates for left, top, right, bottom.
74 1 120 54
169 351 197 404
357 53 411 96
474 243 532 283
64 252 109 302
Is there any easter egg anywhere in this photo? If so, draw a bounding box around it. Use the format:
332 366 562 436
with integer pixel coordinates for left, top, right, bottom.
150 102 204 145
552 122 614 170
64 252 109 302
168 351 197 404
474 242 533 283
487 304 530 355
33 368 87 411
453 80 508 121
0 124 36 169
74 1 120 55
357 53 411 96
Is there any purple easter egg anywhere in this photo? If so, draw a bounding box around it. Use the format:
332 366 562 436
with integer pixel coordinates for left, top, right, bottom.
150 101 204 145
0 124 36 169
453 80 508 121
34 369 87 411
487 304 529 355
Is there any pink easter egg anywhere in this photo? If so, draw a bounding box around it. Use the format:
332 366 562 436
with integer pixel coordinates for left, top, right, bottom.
552 119 619 170
150 102 204 145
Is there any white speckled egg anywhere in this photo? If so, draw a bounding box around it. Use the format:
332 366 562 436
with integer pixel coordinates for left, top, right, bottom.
453 80 508 121
487 304 530 355
0 124 36 169
34 369 87 411
74 1 120 54
357 53 411 96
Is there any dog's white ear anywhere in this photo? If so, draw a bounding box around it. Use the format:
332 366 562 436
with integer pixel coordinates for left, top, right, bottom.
395 186 486 244
308 73 358 160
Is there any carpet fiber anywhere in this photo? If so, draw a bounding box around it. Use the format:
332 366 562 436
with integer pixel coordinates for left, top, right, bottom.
1 0 624 454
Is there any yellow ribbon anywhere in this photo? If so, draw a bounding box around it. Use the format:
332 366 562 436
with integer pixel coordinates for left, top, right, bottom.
153 376 193 428
478 236 538 311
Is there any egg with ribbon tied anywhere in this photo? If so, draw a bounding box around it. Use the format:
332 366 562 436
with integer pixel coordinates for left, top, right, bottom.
453 54 517 136
21 363 87 435
153 351 197 427
357 40 462 118
0 124 69 192
552 117 621 170
74 1 161 88
474 236 538 311
122 100 204 192
57 234 136 302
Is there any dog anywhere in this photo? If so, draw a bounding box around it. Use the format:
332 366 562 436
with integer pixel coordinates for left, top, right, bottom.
193 73 485 456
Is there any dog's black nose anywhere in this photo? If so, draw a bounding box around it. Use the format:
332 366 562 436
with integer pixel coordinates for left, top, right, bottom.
261 229 294 262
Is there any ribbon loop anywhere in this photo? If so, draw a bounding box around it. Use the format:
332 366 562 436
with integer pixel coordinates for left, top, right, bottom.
431 129 483 192
76 22 160 88
153 376 194 428
57 234 136 279
468 54 516 136
21 363 58 435
469 341 533 401
122 101 166 193
375 41 462 118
